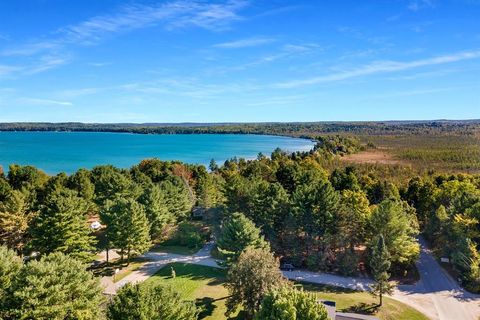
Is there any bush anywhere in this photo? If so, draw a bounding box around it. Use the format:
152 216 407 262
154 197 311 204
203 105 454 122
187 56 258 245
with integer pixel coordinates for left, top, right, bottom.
163 222 207 249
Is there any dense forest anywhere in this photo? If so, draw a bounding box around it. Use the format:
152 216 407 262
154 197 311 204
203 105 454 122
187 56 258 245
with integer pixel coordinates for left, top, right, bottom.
1 120 479 137
0 133 479 318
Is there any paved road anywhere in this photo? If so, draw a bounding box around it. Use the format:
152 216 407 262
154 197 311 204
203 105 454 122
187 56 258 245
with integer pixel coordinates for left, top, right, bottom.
100 239 480 319
102 242 220 295
391 237 480 320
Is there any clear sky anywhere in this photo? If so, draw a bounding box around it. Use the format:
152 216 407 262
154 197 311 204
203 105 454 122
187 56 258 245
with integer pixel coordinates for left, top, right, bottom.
0 0 479 123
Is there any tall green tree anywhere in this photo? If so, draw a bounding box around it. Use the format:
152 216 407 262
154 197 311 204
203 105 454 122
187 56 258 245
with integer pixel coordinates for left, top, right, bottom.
337 190 371 251
225 247 285 319
335 190 371 274
11 252 104 320
30 188 96 261
255 286 329 320
138 184 174 239
67 169 95 206
369 235 394 306
91 165 139 206
107 282 198 320
369 199 419 265
0 245 22 318
0 190 35 253
217 212 269 265
292 178 339 256
102 197 151 263
159 177 193 220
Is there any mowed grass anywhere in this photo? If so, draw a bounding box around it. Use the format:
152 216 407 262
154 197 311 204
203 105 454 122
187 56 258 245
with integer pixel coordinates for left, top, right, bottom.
144 263 427 320
298 282 429 320
144 263 240 320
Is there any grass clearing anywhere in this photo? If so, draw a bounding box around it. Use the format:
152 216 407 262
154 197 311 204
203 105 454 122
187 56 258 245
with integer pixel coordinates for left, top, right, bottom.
298 282 429 320
144 263 427 320
145 263 238 319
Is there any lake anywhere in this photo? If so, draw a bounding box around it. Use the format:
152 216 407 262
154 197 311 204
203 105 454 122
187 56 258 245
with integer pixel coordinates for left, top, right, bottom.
0 132 315 174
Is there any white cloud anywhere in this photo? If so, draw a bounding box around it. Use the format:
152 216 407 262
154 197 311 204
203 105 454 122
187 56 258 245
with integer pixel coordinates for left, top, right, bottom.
17 97 73 106
408 0 434 12
4 0 249 57
0 65 21 77
25 55 71 74
214 37 275 48
274 50 480 88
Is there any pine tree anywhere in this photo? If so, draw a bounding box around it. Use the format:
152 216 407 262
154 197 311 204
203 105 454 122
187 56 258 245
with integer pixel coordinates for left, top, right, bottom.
217 212 269 266
107 282 197 320
139 184 174 239
103 197 151 263
0 245 22 318
255 286 329 320
159 177 193 220
11 252 104 319
369 235 394 306
30 188 96 261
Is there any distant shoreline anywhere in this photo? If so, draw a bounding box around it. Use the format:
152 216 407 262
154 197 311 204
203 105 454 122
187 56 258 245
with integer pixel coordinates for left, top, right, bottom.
0 120 478 140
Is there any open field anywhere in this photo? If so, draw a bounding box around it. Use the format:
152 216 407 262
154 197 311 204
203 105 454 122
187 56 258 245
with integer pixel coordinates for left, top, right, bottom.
144 263 428 320
341 148 408 166
343 134 480 173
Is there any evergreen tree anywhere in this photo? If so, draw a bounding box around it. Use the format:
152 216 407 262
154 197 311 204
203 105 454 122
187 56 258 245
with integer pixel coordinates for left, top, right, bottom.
217 212 269 266
292 178 339 257
369 235 394 306
102 197 151 263
160 176 193 220
11 252 104 320
0 246 22 318
139 184 174 239
30 188 96 261
67 168 95 205
255 286 329 320
107 282 197 320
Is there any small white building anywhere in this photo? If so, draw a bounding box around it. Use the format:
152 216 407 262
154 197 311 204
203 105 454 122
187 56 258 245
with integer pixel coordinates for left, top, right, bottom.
90 221 102 230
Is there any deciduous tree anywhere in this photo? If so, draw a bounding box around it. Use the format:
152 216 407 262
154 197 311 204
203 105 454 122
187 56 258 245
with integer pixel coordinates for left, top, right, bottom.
225 247 285 319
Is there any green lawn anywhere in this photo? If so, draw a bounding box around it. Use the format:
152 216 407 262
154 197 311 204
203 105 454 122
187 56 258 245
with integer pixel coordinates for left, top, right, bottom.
144 263 427 320
144 263 239 319
299 282 429 320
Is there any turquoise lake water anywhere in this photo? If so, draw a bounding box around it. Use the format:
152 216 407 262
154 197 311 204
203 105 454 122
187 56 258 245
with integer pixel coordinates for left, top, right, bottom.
0 132 315 174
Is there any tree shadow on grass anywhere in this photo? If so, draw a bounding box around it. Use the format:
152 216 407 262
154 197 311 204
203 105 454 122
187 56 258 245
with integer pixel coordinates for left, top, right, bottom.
341 302 379 315
196 297 216 319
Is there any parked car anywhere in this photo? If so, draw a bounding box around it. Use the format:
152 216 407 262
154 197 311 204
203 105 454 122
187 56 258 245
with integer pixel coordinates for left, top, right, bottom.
280 263 294 271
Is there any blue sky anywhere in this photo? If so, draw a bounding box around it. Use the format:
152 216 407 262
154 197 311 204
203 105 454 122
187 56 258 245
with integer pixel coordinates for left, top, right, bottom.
0 0 479 123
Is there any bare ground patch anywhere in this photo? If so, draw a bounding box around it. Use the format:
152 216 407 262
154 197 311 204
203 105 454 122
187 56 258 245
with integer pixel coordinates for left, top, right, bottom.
341 149 408 165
